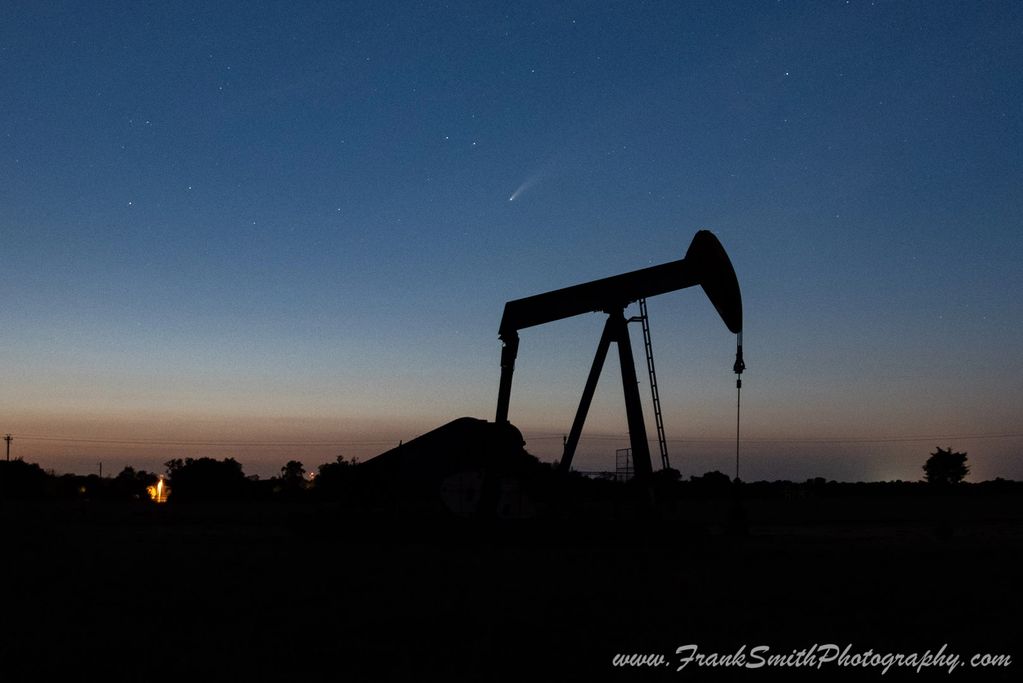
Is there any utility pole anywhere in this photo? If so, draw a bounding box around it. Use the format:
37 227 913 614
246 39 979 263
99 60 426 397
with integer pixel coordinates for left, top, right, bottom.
4 434 11 462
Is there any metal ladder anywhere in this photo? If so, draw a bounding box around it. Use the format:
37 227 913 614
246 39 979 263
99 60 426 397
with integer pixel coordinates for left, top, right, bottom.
637 298 670 471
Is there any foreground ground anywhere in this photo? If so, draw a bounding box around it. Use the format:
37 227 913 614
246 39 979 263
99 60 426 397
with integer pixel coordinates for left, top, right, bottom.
2 493 1020 681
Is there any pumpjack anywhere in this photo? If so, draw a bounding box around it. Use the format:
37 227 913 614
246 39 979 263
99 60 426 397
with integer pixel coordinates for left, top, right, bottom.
495 230 743 478
359 230 742 517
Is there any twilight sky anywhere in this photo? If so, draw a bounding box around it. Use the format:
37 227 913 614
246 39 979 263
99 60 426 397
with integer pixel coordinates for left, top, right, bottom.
2 1 1021 481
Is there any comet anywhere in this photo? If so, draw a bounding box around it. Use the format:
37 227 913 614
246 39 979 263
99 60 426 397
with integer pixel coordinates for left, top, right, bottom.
508 172 542 202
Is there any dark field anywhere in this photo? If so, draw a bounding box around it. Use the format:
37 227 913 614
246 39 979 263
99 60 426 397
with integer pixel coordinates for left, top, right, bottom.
3 494 1021 681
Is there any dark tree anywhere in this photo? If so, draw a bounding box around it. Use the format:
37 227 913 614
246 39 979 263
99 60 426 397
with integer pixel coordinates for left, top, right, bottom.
280 460 306 483
0 459 51 499
923 447 969 485
112 466 159 501
164 457 249 502
652 466 681 483
274 459 308 498
690 470 732 490
313 455 358 501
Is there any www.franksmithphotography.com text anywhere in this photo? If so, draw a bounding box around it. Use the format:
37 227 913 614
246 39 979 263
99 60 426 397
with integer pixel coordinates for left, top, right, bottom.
613 643 1012 675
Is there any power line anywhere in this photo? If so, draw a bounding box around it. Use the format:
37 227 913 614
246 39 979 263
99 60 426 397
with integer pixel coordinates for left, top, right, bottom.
7 430 1021 450
10 434 398 447
523 432 1023 445
668 433 1023 445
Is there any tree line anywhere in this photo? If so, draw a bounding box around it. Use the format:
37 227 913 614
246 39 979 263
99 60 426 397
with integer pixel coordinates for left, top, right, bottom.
0 446 1007 505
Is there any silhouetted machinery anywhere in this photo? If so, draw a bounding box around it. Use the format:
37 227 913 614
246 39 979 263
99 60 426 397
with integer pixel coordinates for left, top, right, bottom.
495 230 743 478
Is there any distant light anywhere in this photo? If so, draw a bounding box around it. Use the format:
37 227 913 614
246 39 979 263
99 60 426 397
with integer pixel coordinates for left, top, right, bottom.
147 477 169 503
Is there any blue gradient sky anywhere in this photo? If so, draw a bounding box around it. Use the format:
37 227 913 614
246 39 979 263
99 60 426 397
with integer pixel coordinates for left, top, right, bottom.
2 1 1021 480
